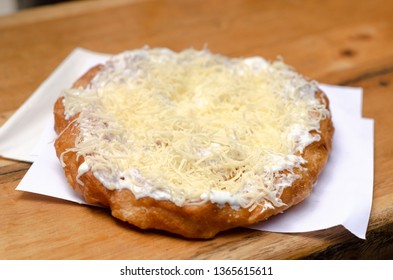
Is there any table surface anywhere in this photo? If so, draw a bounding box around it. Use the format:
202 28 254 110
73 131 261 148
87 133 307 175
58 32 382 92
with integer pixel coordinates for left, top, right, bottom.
1 0 392 260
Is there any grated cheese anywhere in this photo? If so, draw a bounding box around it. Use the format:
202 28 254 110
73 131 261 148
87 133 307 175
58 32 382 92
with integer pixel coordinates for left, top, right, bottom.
61 47 329 211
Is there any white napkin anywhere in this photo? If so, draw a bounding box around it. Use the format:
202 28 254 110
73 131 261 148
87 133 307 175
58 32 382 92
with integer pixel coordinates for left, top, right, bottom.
0 48 109 162
0 48 373 239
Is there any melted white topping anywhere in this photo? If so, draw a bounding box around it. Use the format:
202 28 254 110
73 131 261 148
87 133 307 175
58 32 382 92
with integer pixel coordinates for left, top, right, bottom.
60 47 329 211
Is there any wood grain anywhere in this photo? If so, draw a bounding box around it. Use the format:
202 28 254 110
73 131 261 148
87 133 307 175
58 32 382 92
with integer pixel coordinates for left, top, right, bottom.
1 0 392 259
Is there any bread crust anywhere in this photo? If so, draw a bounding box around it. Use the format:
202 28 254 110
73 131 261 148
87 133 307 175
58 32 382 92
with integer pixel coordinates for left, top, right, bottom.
54 65 334 239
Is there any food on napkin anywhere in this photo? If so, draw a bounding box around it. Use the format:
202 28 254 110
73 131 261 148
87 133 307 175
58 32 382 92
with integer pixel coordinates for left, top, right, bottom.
53 47 334 238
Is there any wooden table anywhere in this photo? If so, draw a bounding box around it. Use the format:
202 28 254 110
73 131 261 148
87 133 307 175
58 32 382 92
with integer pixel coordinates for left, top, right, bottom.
1 0 392 260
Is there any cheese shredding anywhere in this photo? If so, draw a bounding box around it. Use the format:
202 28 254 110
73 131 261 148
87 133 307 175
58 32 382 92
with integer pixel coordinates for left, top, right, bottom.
61 47 329 211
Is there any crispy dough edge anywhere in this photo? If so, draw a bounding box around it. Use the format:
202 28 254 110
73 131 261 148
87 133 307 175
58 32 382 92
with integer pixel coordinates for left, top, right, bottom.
54 64 334 239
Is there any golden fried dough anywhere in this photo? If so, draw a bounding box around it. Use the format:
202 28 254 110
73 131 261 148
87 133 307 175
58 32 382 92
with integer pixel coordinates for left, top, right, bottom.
54 50 334 239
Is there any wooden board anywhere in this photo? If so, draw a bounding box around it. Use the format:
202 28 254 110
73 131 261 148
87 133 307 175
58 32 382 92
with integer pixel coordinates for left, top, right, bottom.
1 0 392 259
